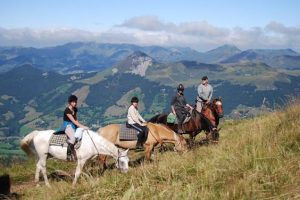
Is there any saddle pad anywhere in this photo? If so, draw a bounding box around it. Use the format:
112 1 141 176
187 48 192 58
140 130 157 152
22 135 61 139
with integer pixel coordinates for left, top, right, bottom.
119 124 139 141
49 134 68 147
172 110 192 124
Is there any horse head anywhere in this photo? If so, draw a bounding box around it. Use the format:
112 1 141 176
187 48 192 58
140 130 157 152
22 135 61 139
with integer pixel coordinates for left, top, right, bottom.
213 97 224 118
115 149 129 173
174 134 188 152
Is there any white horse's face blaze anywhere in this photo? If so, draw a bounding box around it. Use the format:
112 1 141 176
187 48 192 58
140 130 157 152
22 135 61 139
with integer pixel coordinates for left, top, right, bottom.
116 149 129 173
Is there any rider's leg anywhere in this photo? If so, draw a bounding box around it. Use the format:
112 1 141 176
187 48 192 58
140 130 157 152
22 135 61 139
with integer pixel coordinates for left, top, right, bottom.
196 101 203 113
65 125 75 144
129 123 145 151
176 111 185 134
65 125 77 160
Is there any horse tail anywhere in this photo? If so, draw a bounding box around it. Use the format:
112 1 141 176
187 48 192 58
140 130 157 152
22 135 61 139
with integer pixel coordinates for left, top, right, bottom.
20 130 39 157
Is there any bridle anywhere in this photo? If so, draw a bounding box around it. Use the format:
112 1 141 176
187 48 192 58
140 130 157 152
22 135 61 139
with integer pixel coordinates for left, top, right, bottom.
86 130 126 168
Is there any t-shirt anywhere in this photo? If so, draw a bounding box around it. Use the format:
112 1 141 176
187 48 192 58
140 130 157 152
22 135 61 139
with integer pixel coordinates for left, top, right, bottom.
171 93 187 110
63 107 77 122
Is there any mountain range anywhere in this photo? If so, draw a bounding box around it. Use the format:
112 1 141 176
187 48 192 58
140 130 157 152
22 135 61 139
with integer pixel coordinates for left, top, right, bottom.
1 43 300 74
0 42 300 156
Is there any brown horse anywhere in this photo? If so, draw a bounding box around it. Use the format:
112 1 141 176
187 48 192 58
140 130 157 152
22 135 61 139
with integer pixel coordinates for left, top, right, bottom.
97 122 187 162
149 97 224 143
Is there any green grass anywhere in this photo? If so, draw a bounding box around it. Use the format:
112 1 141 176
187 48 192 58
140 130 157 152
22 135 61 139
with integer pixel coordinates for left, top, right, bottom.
2 100 300 199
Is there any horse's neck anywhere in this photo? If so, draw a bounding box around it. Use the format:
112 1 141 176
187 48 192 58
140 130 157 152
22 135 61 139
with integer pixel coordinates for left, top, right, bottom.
85 131 118 159
163 127 177 143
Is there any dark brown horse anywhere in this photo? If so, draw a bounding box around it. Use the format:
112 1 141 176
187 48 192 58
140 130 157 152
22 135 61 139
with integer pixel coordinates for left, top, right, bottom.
149 97 224 144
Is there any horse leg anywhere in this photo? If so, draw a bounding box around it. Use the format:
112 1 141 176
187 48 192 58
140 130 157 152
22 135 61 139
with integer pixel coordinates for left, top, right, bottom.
99 155 107 173
189 134 195 148
144 144 154 161
36 155 50 187
73 158 87 186
34 160 42 186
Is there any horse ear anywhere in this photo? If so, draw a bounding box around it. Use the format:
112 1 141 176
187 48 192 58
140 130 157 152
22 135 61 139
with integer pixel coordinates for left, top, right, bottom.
121 149 129 155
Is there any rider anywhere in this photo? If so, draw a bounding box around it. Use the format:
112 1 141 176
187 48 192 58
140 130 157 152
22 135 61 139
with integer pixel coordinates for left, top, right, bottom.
127 96 148 151
196 76 213 113
61 95 88 160
171 84 193 134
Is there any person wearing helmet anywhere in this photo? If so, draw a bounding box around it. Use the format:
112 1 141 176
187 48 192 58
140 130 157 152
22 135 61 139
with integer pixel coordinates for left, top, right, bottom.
171 84 193 134
127 96 148 151
60 95 89 160
196 76 213 113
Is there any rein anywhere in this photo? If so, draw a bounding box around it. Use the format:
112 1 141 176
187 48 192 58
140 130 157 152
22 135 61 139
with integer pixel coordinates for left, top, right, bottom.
86 130 122 164
86 130 100 156
148 126 163 146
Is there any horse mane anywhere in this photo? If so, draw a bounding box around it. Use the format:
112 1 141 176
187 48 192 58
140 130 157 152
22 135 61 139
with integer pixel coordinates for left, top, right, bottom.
148 113 168 124
148 114 161 123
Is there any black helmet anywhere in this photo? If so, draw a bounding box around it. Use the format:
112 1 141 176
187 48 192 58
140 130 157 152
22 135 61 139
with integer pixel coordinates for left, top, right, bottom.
177 84 184 91
131 96 139 103
68 95 78 103
202 76 208 81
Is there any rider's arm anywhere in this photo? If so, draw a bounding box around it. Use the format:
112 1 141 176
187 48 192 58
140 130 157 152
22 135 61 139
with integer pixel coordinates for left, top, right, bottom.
171 96 177 115
128 106 143 126
208 85 213 102
171 105 176 115
186 104 193 109
137 111 146 123
66 114 88 129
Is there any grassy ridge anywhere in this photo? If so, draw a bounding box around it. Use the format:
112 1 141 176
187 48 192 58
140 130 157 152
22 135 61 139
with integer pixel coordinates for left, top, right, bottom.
4 100 300 199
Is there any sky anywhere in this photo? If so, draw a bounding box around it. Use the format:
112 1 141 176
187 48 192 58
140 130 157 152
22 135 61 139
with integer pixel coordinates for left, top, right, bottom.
0 0 300 51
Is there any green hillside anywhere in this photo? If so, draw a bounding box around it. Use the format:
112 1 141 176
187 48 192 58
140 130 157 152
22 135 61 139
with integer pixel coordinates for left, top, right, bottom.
1 100 299 199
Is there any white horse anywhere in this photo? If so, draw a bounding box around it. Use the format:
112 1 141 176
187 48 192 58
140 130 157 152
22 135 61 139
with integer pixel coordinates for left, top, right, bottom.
20 129 129 187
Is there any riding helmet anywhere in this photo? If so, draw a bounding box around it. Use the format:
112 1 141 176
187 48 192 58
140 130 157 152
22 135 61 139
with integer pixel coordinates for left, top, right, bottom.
202 76 208 80
68 95 78 103
177 84 184 91
131 96 139 103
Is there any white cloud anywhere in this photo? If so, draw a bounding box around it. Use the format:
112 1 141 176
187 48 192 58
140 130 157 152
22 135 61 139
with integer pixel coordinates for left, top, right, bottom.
0 16 299 52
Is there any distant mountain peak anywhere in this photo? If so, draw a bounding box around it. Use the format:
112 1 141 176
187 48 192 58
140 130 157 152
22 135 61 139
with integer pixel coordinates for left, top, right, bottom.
209 44 241 52
128 50 150 58
115 51 154 77
200 44 241 63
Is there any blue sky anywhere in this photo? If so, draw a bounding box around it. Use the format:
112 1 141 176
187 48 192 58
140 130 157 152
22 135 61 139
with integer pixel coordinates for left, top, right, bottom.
0 0 300 51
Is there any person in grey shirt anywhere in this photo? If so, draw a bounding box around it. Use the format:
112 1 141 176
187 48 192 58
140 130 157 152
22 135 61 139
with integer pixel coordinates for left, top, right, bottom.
196 76 213 113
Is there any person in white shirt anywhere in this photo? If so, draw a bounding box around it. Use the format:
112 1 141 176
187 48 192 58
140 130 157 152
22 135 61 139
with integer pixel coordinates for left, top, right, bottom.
196 76 213 113
127 96 148 151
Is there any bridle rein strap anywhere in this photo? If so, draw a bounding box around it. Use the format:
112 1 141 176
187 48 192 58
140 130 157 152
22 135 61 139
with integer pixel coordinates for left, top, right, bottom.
86 130 123 167
86 130 100 156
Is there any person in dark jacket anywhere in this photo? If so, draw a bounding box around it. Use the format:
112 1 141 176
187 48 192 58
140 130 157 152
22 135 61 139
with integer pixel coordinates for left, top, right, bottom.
171 84 193 134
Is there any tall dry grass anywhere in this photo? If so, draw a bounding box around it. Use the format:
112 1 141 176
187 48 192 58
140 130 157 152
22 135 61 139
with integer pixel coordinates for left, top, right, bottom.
6 100 300 199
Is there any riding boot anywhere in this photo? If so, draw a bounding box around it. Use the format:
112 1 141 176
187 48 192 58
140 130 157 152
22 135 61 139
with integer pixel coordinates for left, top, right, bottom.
177 124 184 134
68 143 77 160
135 132 144 152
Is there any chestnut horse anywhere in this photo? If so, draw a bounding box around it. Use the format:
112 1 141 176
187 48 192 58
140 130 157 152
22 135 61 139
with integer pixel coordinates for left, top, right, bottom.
149 97 224 143
97 122 187 163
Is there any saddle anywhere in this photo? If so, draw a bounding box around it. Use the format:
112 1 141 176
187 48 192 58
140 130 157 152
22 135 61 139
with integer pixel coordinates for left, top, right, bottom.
119 124 140 141
49 132 68 147
49 131 82 149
